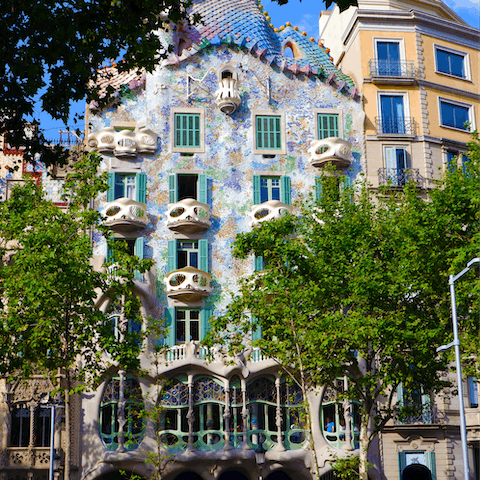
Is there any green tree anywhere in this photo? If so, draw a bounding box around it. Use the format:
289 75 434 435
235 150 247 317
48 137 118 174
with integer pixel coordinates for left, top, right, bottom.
205 135 478 479
0 152 153 480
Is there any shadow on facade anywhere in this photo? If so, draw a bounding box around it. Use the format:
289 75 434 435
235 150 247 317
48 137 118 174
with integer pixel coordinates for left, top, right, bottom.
173 473 203 480
97 471 146 480
218 472 249 480
265 472 291 480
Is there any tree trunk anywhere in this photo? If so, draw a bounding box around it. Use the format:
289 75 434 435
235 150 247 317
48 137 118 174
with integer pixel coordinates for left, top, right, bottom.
64 375 71 480
358 414 369 480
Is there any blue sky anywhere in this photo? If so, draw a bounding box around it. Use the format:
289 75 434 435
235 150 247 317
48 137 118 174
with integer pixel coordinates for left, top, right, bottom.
38 0 479 137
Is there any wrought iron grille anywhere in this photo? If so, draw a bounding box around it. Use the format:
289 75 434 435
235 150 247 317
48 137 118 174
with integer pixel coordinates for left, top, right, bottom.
378 168 424 188
375 117 416 135
369 59 415 78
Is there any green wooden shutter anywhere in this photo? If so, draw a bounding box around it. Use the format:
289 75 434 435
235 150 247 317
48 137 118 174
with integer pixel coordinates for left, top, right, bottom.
198 174 207 204
135 173 147 203
280 176 291 205
253 175 261 204
252 318 262 341
317 113 339 139
200 306 212 340
106 238 113 262
254 256 264 271
398 452 406 479
169 174 178 203
107 172 116 202
340 176 352 202
165 307 176 347
168 240 177 272
199 239 208 272
315 177 323 201
425 451 436 479
134 238 144 281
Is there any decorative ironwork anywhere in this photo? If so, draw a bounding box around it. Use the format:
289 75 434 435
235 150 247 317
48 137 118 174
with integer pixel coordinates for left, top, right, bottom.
378 168 424 188
161 380 189 407
369 59 415 78
375 117 416 136
193 377 225 403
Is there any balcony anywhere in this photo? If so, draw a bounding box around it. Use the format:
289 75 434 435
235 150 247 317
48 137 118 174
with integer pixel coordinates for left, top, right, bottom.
215 77 241 114
378 168 424 188
6 447 51 468
103 197 148 232
308 137 352 169
164 266 212 302
88 126 157 157
249 200 293 228
165 198 211 233
375 117 416 137
369 59 415 84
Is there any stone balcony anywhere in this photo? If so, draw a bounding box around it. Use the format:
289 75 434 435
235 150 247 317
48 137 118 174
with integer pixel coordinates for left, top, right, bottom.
165 198 211 233
165 266 212 302
308 137 352 169
103 197 148 232
215 77 241 114
5 447 51 468
88 126 157 157
249 200 293 228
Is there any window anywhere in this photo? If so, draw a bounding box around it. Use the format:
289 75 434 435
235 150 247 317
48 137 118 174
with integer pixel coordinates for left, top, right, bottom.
446 150 458 172
469 377 478 408
439 98 473 131
253 175 291 205
253 112 286 154
397 383 433 424
317 113 339 139
175 309 200 343
108 300 142 343
378 93 410 134
375 40 401 76
106 237 144 281
315 175 351 203
99 375 144 451
107 172 147 203
168 173 207 204
398 451 436 480
164 307 213 346
171 109 205 153
167 239 208 272
435 45 468 79
10 405 51 448
384 146 408 185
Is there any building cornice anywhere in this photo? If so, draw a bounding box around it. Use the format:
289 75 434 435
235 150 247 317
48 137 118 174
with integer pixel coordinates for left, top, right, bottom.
342 9 480 51
416 79 480 102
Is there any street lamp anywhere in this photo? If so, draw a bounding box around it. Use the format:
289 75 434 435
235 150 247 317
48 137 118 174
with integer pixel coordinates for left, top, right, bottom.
437 257 479 480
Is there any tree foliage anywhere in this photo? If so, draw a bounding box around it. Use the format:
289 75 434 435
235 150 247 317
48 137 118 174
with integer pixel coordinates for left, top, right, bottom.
205 133 479 479
273 0 357 12
0 152 153 381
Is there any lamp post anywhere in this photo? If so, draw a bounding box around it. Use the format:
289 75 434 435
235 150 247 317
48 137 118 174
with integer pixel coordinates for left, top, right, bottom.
254 443 266 480
436 257 479 480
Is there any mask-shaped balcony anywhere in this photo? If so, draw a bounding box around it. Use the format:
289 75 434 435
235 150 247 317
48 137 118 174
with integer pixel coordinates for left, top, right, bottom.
249 200 293 228
88 127 158 157
215 77 241 114
308 137 352 169
166 198 211 233
103 197 148 232
165 267 212 303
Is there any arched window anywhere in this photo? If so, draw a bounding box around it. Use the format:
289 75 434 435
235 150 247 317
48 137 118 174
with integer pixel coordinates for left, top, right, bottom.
193 376 225 450
99 375 144 451
321 380 360 449
246 376 277 449
229 375 243 448
280 382 306 449
158 377 189 451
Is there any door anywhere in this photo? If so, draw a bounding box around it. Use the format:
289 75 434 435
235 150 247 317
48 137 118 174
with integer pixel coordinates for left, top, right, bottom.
380 95 405 134
377 41 400 76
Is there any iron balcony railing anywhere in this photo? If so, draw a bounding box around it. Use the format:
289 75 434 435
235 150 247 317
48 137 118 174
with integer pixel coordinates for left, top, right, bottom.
378 168 424 188
369 59 415 78
375 117 416 136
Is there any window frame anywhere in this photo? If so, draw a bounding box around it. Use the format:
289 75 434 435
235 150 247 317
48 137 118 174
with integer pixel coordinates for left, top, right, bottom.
314 108 343 140
107 172 147 203
168 172 208 204
377 92 410 122
253 110 286 155
171 108 205 153
253 174 291 205
165 306 213 346
373 37 407 77
434 44 470 80
438 97 475 132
